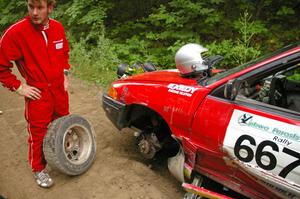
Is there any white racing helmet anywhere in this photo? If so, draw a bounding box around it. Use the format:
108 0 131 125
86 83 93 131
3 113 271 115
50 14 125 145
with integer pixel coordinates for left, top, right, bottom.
175 43 208 76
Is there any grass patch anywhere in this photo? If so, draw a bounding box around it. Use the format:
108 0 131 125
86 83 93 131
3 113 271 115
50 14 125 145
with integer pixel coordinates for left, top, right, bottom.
69 36 119 88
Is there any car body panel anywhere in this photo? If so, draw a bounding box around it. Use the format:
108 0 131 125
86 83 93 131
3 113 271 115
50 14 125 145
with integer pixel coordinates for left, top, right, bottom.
103 43 300 199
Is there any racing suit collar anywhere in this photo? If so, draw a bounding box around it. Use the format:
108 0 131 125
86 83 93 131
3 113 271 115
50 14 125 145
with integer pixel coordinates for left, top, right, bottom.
26 15 50 31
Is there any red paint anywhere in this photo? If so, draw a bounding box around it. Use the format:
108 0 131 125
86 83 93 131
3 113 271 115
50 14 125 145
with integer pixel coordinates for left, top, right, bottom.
107 44 300 198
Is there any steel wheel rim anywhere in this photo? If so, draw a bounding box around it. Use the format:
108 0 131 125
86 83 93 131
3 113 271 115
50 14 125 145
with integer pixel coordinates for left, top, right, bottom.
63 125 93 165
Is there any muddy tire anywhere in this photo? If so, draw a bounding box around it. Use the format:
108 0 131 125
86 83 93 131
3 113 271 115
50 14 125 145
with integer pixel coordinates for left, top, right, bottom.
43 114 96 175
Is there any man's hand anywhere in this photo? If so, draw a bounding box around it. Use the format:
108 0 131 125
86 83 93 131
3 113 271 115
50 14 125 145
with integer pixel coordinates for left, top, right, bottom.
17 84 41 100
64 75 69 91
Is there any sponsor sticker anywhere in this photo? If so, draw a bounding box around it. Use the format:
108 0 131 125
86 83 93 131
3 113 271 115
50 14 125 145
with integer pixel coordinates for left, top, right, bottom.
167 83 198 97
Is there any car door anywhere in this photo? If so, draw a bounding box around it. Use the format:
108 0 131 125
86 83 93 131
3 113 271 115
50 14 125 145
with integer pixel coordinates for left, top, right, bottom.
191 50 300 199
220 55 300 199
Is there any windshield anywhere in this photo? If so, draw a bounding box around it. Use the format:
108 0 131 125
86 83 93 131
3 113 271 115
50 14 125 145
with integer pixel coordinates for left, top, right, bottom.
203 43 300 85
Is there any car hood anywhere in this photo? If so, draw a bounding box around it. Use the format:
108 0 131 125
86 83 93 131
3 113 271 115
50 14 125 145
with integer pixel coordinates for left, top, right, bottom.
119 69 200 86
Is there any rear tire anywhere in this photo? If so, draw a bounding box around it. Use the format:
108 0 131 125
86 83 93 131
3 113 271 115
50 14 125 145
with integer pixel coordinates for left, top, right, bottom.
43 114 96 175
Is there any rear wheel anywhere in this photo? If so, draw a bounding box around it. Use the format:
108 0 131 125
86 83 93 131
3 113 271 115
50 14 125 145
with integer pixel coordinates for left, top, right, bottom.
43 114 97 175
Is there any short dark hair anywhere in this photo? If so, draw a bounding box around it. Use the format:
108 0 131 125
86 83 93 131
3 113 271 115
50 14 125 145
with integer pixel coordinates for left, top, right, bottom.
47 0 56 6
26 0 56 6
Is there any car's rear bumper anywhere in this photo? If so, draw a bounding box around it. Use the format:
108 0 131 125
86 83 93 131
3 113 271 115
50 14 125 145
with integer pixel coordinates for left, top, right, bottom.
102 93 126 130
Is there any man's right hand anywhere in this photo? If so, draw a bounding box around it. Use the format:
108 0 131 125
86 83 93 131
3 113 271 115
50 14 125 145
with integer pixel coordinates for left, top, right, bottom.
16 84 41 100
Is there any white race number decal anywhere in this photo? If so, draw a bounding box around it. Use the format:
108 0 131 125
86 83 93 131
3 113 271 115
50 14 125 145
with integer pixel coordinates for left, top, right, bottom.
234 134 300 178
223 110 300 184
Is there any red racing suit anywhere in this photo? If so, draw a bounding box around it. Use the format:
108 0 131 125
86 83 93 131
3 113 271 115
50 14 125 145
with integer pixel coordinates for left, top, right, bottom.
0 16 70 172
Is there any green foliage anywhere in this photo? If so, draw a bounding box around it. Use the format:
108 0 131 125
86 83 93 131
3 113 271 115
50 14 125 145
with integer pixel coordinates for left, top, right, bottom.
70 36 120 86
109 1 268 69
57 0 118 86
62 0 110 43
0 0 116 87
288 74 300 82
208 11 263 68
108 0 300 71
287 68 300 82
0 1 26 32
1 0 300 86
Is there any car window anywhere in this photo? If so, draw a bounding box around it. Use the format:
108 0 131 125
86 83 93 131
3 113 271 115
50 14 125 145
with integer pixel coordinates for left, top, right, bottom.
236 61 300 114
204 43 300 86
204 58 264 85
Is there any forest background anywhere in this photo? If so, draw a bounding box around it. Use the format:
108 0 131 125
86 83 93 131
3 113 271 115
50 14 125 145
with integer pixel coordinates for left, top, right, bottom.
1 0 300 86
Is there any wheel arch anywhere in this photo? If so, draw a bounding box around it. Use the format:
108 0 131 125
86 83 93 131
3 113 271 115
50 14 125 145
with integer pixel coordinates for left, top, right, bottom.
123 103 169 132
123 103 181 156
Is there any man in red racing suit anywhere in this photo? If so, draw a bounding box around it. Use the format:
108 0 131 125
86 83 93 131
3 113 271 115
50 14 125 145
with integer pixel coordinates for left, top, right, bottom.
0 0 70 188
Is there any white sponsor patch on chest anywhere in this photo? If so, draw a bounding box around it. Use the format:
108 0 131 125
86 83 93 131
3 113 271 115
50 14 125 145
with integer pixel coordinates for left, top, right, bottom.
55 42 63 49
53 39 63 49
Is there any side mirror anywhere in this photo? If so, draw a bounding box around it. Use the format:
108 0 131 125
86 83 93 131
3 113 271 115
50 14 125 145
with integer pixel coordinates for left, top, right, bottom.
224 79 242 100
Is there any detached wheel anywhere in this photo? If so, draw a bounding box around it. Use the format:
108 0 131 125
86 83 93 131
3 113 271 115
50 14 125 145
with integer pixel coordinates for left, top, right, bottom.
43 114 96 175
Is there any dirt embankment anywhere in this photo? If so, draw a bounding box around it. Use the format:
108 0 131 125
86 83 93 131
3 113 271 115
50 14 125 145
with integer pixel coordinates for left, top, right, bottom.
0 76 184 199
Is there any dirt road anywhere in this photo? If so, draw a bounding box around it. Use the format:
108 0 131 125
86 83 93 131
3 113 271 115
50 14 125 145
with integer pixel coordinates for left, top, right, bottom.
0 75 184 199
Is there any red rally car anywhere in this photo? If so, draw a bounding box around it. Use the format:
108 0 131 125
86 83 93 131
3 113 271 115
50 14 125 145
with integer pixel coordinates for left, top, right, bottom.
102 43 300 199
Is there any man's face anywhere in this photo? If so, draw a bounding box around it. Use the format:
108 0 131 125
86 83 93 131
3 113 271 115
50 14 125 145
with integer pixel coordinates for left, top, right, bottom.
27 0 53 25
